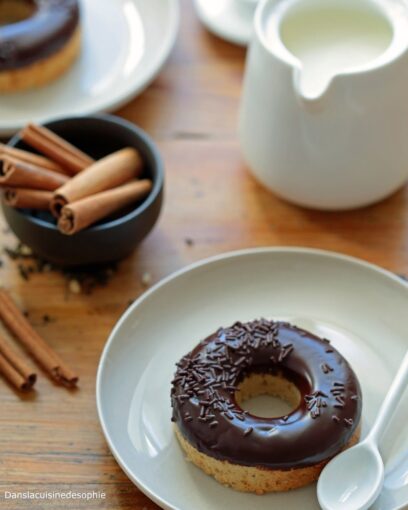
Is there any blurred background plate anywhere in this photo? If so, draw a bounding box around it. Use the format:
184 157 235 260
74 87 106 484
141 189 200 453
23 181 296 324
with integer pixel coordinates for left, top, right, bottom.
193 0 255 46
97 248 408 510
0 0 180 137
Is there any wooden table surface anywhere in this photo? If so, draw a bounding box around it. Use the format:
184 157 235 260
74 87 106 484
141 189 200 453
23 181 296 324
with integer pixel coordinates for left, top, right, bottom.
1 1 408 508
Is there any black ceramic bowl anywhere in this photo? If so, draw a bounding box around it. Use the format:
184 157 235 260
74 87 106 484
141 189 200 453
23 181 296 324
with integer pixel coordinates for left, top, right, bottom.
1 114 164 267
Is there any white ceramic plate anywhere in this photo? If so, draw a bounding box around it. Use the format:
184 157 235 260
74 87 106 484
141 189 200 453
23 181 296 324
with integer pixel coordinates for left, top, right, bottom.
193 0 256 46
0 0 180 136
97 248 408 510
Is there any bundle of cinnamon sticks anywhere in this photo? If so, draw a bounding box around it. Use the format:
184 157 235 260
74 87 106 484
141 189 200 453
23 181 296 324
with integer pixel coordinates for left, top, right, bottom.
1 123 153 235
0 288 78 391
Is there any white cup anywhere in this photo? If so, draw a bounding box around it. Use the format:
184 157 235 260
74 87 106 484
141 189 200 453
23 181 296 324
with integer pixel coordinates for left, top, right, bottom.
239 0 408 210
234 0 260 19
236 0 259 9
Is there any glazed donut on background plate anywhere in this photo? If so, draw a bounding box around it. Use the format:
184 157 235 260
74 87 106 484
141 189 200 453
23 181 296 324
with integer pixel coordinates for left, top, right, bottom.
171 319 362 494
0 0 81 92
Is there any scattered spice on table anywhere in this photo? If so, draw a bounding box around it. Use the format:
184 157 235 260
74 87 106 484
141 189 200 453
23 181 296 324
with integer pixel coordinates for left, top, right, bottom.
42 314 55 324
3 242 118 294
141 271 152 288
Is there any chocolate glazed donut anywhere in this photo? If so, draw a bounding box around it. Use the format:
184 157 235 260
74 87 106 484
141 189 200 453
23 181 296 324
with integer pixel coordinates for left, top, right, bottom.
171 319 362 493
0 0 81 92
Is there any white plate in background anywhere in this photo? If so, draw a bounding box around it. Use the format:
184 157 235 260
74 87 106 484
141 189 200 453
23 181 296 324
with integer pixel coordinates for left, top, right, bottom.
0 0 180 136
97 248 408 510
193 0 256 46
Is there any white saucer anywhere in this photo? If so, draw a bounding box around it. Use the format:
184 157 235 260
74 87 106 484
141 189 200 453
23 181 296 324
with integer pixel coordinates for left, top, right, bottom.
97 248 408 510
0 0 180 137
193 0 257 46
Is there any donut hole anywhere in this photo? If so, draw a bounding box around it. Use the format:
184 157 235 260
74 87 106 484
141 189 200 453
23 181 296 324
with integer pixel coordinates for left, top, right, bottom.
0 0 36 26
235 373 301 418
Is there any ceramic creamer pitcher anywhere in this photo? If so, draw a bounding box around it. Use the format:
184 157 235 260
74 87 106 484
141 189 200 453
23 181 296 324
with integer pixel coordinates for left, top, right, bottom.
239 0 408 209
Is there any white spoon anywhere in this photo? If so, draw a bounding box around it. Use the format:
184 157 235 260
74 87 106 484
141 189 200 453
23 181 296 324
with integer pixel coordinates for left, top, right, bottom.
317 351 408 510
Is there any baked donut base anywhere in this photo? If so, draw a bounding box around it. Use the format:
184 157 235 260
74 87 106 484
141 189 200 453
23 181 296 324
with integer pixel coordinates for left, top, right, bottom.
175 424 360 494
0 27 81 93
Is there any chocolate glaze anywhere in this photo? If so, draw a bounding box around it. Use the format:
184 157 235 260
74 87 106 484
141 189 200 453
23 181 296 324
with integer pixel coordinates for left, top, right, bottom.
0 0 80 71
171 319 362 470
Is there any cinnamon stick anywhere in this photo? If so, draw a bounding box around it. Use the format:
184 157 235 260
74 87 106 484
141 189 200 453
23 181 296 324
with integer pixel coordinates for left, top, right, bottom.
58 179 152 235
4 188 53 210
21 123 94 175
0 289 78 387
0 143 67 175
51 147 144 217
0 333 36 389
0 352 33 391
0 156 69 191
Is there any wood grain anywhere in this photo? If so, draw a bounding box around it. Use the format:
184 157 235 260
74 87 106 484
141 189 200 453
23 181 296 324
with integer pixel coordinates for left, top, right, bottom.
0 1 408 508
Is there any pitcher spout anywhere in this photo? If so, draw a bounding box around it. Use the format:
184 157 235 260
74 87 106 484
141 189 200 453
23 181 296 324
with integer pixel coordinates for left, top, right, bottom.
292 68 331 113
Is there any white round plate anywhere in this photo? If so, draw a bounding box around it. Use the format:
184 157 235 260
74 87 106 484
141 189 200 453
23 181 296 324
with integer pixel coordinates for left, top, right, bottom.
97 248 408 510
193 0 257 47
0 0 180 137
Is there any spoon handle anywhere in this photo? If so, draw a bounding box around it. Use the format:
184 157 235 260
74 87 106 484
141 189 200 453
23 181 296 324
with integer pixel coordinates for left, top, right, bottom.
368 351 408 445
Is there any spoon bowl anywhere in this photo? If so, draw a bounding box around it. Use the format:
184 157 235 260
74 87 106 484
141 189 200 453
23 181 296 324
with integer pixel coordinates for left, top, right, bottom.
317 351 408 510
318 441 384 510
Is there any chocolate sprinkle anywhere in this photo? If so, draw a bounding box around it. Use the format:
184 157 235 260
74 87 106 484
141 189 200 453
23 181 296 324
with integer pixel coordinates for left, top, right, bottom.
311 408 321 419
304 391 328 418
321 363 334 374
